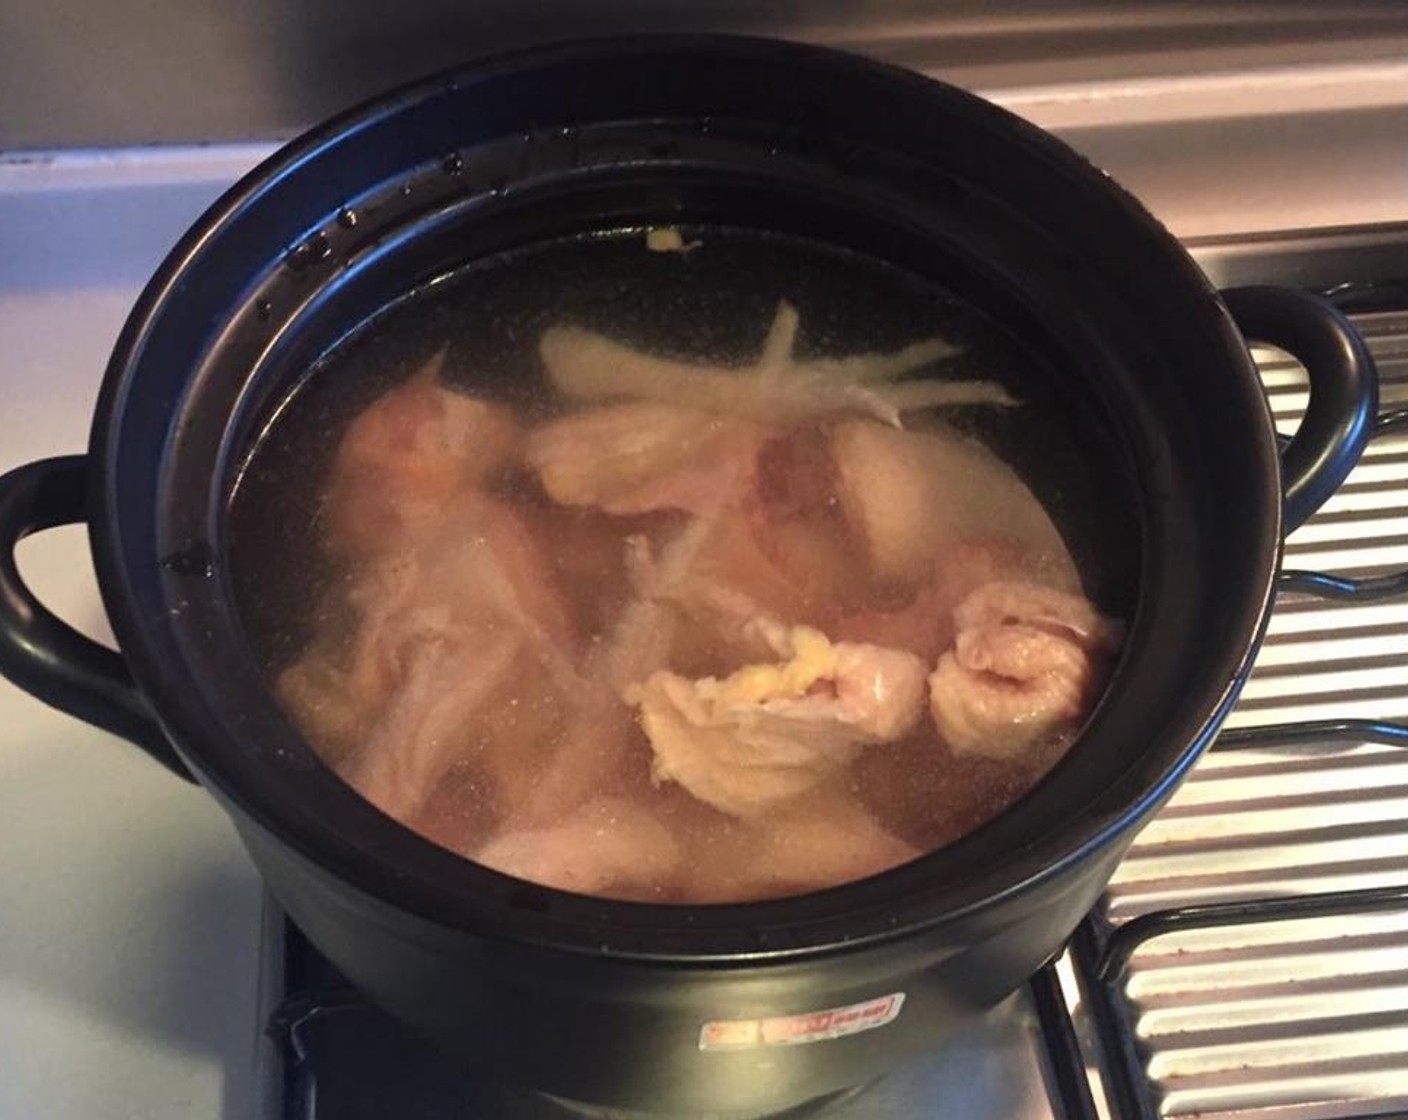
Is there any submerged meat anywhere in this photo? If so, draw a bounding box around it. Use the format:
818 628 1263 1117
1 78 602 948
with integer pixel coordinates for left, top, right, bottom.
276 640 375 765
281 491 617 825
473 796 683 899
742 428 868 612
525 401 766 516
929 581 1122 759
831 419 1076 591
600 507 840 698
541 300 1010 427
599 517 726 695
340 630 523 821
658 504 845 640
634 621 926 818
599 429 865 693
323 352 519 557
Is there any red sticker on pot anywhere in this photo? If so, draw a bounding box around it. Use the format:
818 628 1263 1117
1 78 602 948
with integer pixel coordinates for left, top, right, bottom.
699 992 905 1051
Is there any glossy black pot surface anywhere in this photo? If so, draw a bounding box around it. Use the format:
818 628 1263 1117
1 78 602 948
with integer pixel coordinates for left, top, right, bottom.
0 37 1379 1116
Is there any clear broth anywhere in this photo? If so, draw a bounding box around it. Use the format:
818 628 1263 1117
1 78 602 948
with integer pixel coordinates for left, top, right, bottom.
229 226 1133 903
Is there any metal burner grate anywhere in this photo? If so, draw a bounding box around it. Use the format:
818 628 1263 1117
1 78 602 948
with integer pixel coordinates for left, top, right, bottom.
1034 288 1408 1120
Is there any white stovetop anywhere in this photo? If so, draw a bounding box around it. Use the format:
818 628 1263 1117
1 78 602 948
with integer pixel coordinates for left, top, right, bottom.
0 145 277 1120
1 60 1407 1120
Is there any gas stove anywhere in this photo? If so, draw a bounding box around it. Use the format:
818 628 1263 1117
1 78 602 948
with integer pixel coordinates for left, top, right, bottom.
2 49 1407 1120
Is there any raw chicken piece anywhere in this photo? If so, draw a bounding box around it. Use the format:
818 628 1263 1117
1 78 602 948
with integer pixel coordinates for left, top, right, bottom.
601 457 859 697
529 410 852 695
837 538 1054 664
285 491 610 823
743 428 867 612
600 504 832 697
593 424 866 695
673 505 843 632
956 580 1117 644
830 419 1076 590
633 621 926 818
275 564 445 766
341 631 524 820
472 796 683 900
323 351 520 557
600 517 723 695
929 581 1121 759
389 491 580 681
525 400 765 515
687 794 921 902
276 638 373 764
540 301 1008 428
402 663 637 859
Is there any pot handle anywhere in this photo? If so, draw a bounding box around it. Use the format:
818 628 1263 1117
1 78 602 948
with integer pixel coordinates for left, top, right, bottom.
1221 286 1378 532
0 455 195 782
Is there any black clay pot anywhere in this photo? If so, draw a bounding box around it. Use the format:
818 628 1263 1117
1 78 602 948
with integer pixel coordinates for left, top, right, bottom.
0 37 1379 1116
